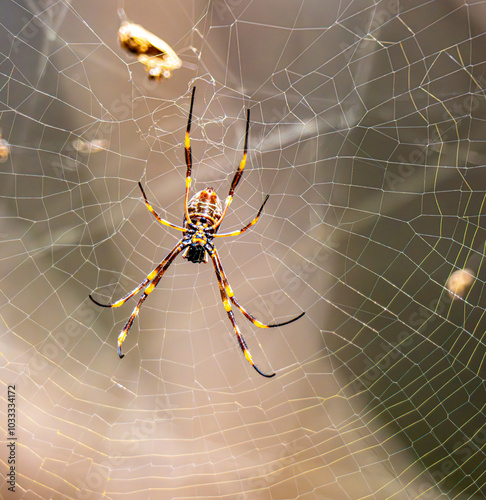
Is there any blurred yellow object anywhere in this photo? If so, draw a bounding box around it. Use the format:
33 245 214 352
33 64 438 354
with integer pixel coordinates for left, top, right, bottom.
446 268 475 300
72 138 108 154
118 15 182 81
0 134 9 162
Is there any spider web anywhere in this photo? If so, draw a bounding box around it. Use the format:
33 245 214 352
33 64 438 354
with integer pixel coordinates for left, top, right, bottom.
1 0 486 498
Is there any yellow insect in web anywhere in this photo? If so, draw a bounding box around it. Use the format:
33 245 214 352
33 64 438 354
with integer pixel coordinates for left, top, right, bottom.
117 9 182 81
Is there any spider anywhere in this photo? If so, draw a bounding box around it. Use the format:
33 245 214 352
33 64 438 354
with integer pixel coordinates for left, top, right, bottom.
89 87 305 378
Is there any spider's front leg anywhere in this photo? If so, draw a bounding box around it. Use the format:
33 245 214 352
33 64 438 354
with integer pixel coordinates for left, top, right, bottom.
208 246 275 378
90 241 184 358
212 249 305 328
116 241 184 357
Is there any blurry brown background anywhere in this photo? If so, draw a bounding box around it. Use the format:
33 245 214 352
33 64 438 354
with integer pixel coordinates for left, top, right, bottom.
1 0 486 498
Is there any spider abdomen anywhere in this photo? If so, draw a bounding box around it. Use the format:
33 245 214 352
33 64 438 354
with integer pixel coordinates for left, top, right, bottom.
185 188 223 227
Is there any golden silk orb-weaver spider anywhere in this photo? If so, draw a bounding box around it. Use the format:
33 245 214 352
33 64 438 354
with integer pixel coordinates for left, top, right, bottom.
89 87 305 378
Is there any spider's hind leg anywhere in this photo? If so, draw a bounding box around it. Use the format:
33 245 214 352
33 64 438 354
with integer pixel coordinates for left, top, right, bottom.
138 182 186 232
212 108 251 231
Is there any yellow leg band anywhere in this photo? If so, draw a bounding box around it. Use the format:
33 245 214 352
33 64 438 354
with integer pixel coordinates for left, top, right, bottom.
118 331 127 345
254 319 268 328
240 153 247 170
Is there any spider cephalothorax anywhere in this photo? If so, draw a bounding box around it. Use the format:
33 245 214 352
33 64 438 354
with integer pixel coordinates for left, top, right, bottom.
89 87 305 378
181 224 212 264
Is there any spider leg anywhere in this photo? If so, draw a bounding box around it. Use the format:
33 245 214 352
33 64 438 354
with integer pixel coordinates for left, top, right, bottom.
89 242 182 308
114 242 184 358
139 182 186 232
212 248 305 328
214 194 269 238
184 87 196 224
90 276 150 309
212 108 251 231
209 248 275 378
